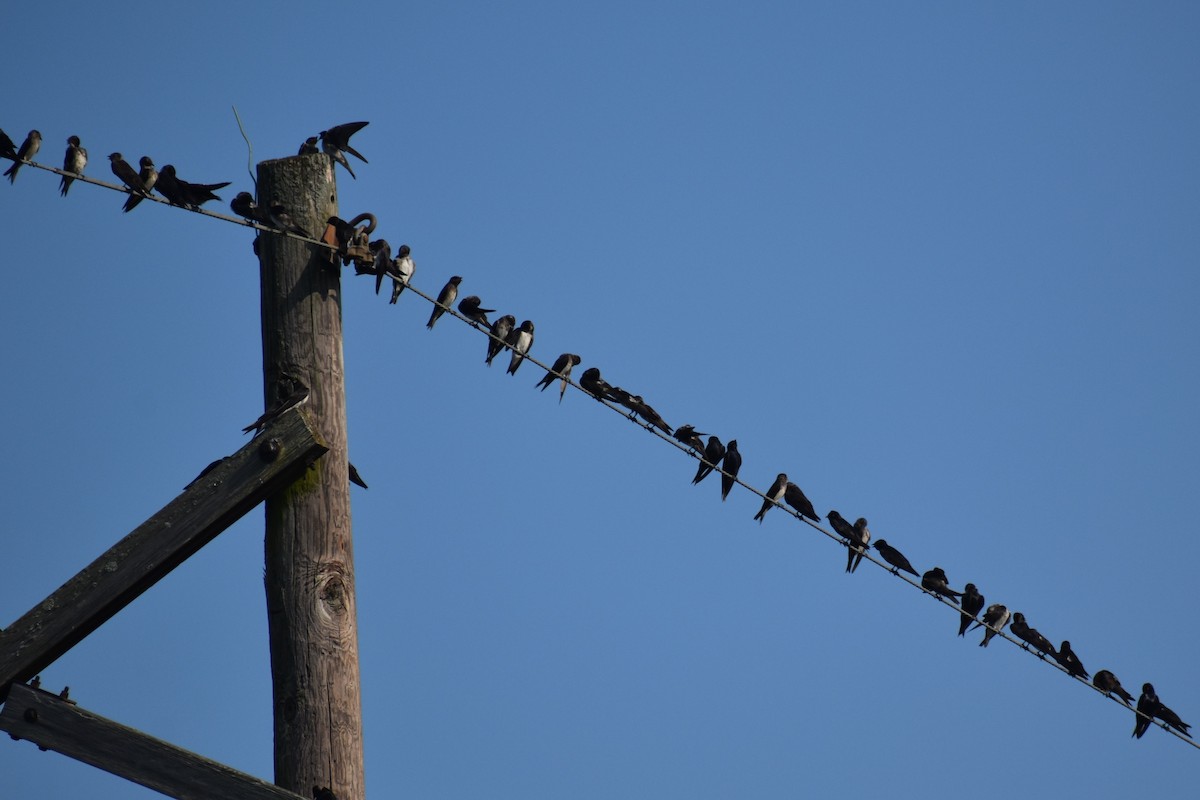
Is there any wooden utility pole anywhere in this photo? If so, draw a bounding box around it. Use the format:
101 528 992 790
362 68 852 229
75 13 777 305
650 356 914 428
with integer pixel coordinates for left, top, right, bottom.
256 154 365 800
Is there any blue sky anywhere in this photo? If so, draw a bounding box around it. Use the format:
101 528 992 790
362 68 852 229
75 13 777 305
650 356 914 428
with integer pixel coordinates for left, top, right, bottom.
2 2 1198 797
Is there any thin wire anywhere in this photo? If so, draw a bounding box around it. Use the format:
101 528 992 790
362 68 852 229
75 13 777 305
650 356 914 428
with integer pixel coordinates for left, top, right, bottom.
231 105 256 192
7 154 1193 750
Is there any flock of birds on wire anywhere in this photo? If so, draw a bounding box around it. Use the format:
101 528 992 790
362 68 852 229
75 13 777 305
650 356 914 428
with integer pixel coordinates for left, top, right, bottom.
1 120 1192 748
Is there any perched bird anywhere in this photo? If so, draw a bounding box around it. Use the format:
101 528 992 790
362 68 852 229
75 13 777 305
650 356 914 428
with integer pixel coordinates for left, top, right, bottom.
920 567 963 605
957 583 984 636
485 315 515 365
536 353 582 402
0 128 17 160
846 517 871 573
389 245 415 304
673 425 706 453
109 152 147 197
59 135 87 196
320 121 369 178
1052 640 1090 680
185 456 232 490
231 191 269 224
427 276 462 329
579 366 619 401
124 156 157 212
312 786 337 800
1153 696 1191 737
348 462 368 489
628 395 672 434
1008 612 1056 657
1093 670 1134 704
1131 684 1190 737
975 603 1010 647
607 385 636 409
4 129 41 183
298 136 320 155
827 510 857 543
872 539 918 577
368 240 392 294
154 164 230 209
506 320 535 375
754 473 788 523
269 199 310 236
783 482 820 522
457 295 495 326
719 440 742 500
242 380 310 436
692 436 725 485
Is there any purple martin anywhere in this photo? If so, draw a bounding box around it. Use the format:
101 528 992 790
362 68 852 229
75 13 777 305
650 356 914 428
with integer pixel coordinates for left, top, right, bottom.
1147 686 1191 737
782 482 820 522
957 583 984 636
1053 640 1089 680
348 462 368 489
846 517 871 573
124 156 157 212
628 395 672 434
1008 612 1056 657
457 295 495 326
0 128 16 160
607 385 636 410
269 199 310 237
579 366 620 401
871 539 918 576
299 136 320 156
1133 684 1158 739
1093 670 1134 705
4 129 41 183
320 121 369 178
109 152 147 197
692 436 725 485
154 164 230 209
427 275 462 329
506 320 535 375
754 473 788 522
827 510 857 543
242 381 310 436
673 424 706 453
920 567 963 605
719 440 742 500
368 239 392 294
58 135 87 196
486 314 515 365
389 244 415 304
313 786 337 800
536 353 582 402
974 603 1010 647
231 191 269 224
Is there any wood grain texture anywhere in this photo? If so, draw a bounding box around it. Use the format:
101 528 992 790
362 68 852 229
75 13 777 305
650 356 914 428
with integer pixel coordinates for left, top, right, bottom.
0 407 327 702
256 154 365 799
0 683 309 800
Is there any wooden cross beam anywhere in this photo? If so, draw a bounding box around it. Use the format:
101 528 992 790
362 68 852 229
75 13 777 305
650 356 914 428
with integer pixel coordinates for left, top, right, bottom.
0 406 327 701
0 683 309 800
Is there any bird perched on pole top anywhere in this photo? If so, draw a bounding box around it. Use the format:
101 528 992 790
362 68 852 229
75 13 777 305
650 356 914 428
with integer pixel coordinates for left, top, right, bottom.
318 121 369 178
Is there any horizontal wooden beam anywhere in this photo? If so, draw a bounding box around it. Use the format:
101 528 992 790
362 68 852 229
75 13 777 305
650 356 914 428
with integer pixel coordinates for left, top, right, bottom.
0 408 328 701
0 682 308 800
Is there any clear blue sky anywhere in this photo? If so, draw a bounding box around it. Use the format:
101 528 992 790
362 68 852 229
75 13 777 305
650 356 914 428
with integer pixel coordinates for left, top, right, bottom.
2 2 1198 797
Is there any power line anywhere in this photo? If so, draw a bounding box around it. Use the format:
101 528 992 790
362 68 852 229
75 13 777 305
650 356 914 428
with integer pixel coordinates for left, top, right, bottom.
7 151 1194 751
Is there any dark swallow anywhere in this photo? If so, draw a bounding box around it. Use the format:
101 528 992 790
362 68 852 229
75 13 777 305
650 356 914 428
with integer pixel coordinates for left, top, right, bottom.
957 583 984 636
242 381 310 436
1008 612 1056 657
0 128 16 160
753 473 788 523
231 191 269 224
628 395 672 434
720 440 742 500
154 164 231 209
123 156 157 212
299 136 320 156
312 786 337 800
1134 684 1159 739
1152 693 1191 737
349 462 368 489
270 199 311 237
920 567 963 605
536 353 582 402
457 295 495 326
692 436 725 485
486 314 515 364
974 603 1010 647
506 320 535 375
1093 670 1134 704
389 244 415 304
109 152 147 197
28 675 41 689
58 135 87 196
579 366 619 402
1050 640 1089 679
827 510 857 543
4 129 41 183
780 482 819 522
320 121 369 178
871 539 917 576
673 425 706 453
846 517 871 573
185 456 233 490
427 276 462 329
368 239 392 294
607 385 636 410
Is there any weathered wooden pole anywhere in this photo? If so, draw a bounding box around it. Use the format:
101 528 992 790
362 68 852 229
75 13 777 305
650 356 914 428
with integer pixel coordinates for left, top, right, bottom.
256 154 365 800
